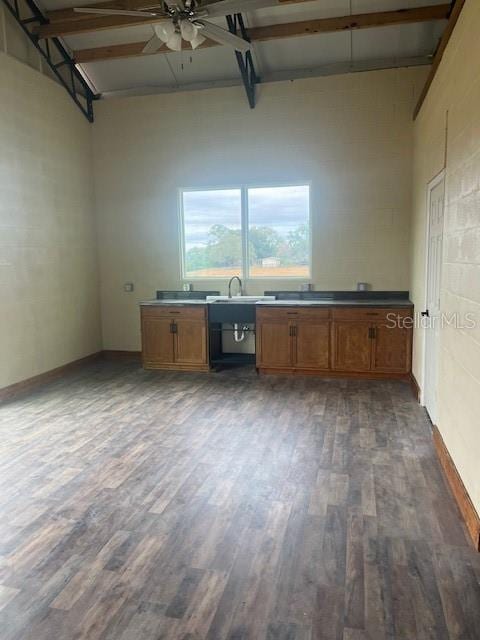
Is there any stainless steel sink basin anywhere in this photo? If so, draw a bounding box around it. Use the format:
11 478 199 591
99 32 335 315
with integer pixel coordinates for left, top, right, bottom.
206 295 275 304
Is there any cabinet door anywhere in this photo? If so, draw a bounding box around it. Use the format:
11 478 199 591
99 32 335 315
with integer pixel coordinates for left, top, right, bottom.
294 320 330 370
332 322 371 372
174 319 208 365
256 319 292 368
142 317 174 366
372 324 411 373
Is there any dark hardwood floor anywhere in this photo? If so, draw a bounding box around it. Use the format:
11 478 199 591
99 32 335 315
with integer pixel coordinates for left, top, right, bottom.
0 361 479 640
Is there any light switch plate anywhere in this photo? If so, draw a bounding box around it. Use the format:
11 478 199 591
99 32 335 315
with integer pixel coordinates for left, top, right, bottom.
123 282 134 292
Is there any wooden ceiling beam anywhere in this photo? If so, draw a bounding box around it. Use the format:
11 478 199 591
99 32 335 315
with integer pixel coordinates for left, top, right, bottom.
72 4 451 64
242 5 450 42
36 2 450 39
37 13 165 36
413 0 465 119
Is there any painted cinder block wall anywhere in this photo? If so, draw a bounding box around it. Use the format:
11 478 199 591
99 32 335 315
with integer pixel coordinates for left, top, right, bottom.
92 67 427 351
411 0 480 512
0 51 102 389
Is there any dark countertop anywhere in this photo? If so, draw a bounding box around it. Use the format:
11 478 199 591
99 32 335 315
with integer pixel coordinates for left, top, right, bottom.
140 298 413 308
256 299 413 308
140 299 208 306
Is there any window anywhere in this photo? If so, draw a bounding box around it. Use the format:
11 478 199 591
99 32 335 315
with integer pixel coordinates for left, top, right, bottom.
181 184 310 279
182 189 242 279
247 185 310 278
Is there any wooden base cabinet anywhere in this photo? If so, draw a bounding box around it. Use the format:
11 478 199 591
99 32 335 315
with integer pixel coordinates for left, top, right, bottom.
141 315 175 367
141 305 209 371
371 324 412 373
141 304 412 378
257 306 412 379
331 308 412 375
256 308 331 373
255 312 292 368
294 315 330 370
331 322 371 372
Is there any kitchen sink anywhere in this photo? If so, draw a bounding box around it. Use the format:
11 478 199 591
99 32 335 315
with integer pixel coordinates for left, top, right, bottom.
206 295 275 304
207 296 275 323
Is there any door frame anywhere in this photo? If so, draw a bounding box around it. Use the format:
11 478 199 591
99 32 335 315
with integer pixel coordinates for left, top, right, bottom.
421 168 446 407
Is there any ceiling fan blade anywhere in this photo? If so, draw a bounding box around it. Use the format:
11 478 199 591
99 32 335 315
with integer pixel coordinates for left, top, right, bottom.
73 7 166 17
199 0 278 18
195 20 251 52
142 33 165 53
163 0 185 8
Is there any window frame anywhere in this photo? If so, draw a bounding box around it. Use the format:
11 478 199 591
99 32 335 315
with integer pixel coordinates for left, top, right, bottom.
179 182 312 281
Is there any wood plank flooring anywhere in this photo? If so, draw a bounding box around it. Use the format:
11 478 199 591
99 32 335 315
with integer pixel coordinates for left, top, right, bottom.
0 361 479 640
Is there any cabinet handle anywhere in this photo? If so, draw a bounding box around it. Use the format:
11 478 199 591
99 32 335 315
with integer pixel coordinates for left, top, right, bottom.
170 322 177 333
368 327 376 339
365 312 379 316
292 325 297 337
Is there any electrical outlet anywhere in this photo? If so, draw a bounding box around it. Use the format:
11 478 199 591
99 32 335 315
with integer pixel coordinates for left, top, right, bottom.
123 282 134 292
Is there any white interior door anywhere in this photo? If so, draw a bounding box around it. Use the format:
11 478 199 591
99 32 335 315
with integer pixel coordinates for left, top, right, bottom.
423 173 445 424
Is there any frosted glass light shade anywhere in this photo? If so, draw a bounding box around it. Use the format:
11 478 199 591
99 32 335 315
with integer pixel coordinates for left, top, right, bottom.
190 29 206 49
180 20 195 42
167 31 182 51
155 21 175 42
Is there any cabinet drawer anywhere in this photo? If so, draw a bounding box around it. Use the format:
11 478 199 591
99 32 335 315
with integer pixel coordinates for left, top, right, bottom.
141 305 206 320
256 306 331 322
331 307 412 323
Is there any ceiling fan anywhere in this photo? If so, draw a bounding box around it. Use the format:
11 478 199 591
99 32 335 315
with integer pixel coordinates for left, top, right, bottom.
73 0 271 54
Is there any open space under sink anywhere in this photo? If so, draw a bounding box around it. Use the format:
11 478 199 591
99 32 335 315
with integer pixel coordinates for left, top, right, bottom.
207 297 275 365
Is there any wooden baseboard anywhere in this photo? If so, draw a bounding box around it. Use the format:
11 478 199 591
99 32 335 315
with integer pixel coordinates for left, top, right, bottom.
0 350 142 403
0 351 102 404
102 350 141 360
410 372 421 402
258 367 410 381
142 361 209 372
432 425 480 551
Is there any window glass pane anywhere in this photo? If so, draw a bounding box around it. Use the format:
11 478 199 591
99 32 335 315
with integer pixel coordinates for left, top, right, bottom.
247 185 310 278
182 189 242 278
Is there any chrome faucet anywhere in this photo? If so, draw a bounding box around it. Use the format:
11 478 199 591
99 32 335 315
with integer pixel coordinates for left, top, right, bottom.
228 276 243 298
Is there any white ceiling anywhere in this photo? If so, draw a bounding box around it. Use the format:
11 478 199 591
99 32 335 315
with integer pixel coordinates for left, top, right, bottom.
37 0 448 96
